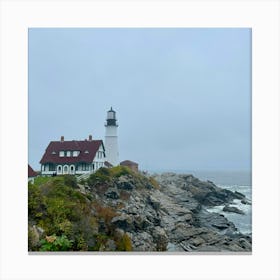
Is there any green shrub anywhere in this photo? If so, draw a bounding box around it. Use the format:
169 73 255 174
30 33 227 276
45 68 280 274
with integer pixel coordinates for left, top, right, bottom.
110 166 131 177
87 170 111 186
28 178 98 251
40 234 73 251
28 183 44 222
115 233 132 251
97 167 111 176
33 176 52 187
63 175 78 189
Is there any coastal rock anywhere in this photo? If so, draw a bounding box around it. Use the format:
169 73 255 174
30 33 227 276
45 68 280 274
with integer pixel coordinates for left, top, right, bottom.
116 175 135 190
148 195 161 211
133 215 151 230
152 226 168 251
193 210 237 233
105 188 120 199
92 171 251 252
131 231 156 251
28 225 44 250
104 239 117 251
111 214 134 231
233 191 246 200
241 198 251 205
223 205 245 215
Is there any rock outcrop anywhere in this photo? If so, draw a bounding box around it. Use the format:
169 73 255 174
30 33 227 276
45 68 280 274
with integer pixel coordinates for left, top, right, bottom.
85 170 252 252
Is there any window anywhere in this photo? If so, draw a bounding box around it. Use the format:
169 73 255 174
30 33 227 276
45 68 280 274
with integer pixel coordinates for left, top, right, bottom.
59 151 64 157
73 151 79 157
70 165 75 174
97 151 103 159
85 150 89 154
49 163 55 171
57 165 62 174
51 151 56 155
81 163 88 171
66 151 71 157
63 165 69 174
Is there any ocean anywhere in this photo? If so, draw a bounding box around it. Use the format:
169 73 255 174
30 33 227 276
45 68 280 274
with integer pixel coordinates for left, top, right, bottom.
152 170 252 235
188 170 252 235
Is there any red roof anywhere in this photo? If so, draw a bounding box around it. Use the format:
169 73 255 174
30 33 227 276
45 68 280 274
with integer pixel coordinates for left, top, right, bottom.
120 160 138 166
28 164 37 177
40 140 104 164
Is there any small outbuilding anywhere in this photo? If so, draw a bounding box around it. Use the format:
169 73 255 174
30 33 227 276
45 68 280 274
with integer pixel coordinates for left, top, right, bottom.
28 164 37 183
120 160 138 172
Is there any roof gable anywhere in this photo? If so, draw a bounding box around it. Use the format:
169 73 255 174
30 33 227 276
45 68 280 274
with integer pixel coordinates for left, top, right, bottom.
28 164 37 177
120 160 138 166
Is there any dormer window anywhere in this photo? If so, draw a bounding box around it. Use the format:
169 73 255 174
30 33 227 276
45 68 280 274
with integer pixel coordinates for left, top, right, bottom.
85 150 89 154
51 151 56 155
59 151 64 157
66 151 71 157
73 151 79 157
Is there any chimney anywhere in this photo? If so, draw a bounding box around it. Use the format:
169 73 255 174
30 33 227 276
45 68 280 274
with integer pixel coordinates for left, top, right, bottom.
61 136 64 142
89 135 92 141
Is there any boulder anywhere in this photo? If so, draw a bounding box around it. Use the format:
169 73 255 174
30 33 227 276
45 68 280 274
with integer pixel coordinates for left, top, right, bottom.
105 188 120 199
194 210 237 232
233 191 246 200
116 176 135 190
148 195 161 211
111 214 134 231
223 205 245 215
104 239 117 251
151 226 168 251
131 232 156 251
241 198 251 205
133 215 151 230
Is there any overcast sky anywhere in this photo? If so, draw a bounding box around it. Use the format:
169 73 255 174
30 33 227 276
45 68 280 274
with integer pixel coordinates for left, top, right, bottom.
28 28 251 172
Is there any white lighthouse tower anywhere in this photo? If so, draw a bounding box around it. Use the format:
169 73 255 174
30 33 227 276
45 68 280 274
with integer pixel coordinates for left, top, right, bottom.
105 107 119 166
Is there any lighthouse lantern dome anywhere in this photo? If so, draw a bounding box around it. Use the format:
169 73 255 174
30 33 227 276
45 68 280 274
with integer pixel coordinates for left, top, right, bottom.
107 107 116 120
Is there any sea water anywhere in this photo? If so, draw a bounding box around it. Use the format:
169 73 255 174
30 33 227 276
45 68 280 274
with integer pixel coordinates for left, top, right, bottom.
188 170 252 235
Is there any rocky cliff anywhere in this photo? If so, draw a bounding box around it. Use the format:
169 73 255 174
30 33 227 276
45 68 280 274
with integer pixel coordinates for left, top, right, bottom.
28 167 252 252
84 168 251 252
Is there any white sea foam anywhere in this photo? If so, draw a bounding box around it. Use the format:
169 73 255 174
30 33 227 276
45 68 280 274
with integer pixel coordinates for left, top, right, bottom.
207 185 252 235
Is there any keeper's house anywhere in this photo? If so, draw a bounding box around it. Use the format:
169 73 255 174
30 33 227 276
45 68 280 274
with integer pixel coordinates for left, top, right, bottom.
40 135 106 176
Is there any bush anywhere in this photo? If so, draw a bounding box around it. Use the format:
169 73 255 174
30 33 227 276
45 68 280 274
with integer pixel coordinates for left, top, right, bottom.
40 234 73 251
28 183 44 221
115 233 132 251
110 166 131 177
149 177 160 190
94 203 118 225
63 175 78 189
87 170 111 186
28 178 98 251
97 167 111 176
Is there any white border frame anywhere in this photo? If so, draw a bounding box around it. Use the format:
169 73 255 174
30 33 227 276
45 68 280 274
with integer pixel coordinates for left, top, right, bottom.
0 0 279 279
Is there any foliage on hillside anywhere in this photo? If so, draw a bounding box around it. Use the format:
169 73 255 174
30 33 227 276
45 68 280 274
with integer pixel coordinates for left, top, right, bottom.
28 166 160 252
87 166 160 190
28 174 131 251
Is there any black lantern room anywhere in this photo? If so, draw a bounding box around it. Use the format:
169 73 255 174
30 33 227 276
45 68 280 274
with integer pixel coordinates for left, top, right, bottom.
105 107 118 126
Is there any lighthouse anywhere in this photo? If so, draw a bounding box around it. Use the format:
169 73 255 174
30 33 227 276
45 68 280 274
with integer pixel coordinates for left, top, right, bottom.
105 107 119 166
